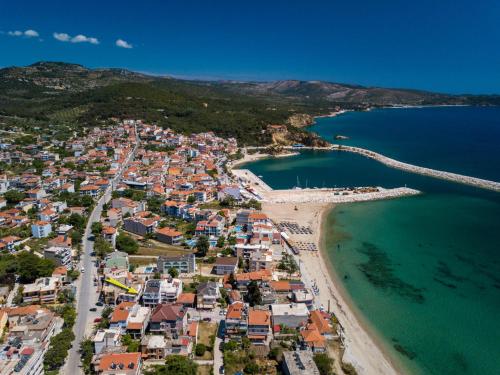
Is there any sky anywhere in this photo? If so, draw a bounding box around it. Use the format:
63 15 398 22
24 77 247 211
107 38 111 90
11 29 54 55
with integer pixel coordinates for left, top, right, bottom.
1 0 499 94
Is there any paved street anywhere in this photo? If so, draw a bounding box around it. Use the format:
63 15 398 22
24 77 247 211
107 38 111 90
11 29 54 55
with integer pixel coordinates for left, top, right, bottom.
63 130 138 375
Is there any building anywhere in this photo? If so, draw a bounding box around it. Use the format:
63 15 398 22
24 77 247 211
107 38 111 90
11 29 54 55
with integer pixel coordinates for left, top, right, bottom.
282 350 320 375
79 185 100 197
271 303 309 328
140 335 166 360
142 278 183 308
213 257 238 275
196 281 220 309
247 308 271 345
0 236 22 252
149 303 187 338
22 277 61 304
102 226 117 248
31 221 52 239
93 328 122 355
157 254 196 275
43 246 72 269
123 217 157 237
249 250 273 271
94 352 141 375
155 227 184 245
225 301 248 339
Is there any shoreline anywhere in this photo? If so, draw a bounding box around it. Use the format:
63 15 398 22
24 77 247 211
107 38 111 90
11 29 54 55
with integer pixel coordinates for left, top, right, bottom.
262 201 404 375
229 151 299 169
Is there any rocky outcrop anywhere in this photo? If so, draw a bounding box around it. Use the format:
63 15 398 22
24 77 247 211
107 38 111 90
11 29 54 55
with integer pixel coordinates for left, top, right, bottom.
287 113 315 128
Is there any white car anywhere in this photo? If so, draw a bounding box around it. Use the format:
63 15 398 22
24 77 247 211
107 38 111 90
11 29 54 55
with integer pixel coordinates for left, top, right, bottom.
81 267 85 273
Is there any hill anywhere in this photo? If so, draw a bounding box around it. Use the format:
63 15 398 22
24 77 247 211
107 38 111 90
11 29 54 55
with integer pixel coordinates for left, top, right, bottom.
0 62 498 145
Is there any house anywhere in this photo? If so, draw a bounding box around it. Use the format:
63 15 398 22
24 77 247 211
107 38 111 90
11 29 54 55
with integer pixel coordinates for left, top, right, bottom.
157 254 196 275
225 301 248 339
140 335 166 360
195 217 225 237
93 328 122 354
282 350 320 375
249 250 273 271
176 293 196 308
155 227 184 245
44 246 72 269
123 216 158 237
79 184 100 197
196 282 220 309
271 303 309 328
213 257 238 275
300 325 327 353
142 278 183 307
38 208 59 223
0 235 22 252
31 221 52 238
125 305 151 339
109 301 135 333
52 266 68 283
94 352 141 375
247 308 271 345
26 188 46 200
149 303 187 338
102 226 117 248
22 277 61 304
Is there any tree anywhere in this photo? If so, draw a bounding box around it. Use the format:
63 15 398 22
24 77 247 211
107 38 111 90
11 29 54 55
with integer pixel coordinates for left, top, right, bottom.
68 213 85 231
195 343 206 356
4 190 25 205
80 338 93 374
168 267 179 278
122 334 140 352
216 236 225 248
187 195 196 204
314 353 335 375
244 361 260 374
91 221 103 236
94 236 113 258
16 251 56 283
144 355 198 375
116 233 139 254
195 235 209 257
246 281 262 307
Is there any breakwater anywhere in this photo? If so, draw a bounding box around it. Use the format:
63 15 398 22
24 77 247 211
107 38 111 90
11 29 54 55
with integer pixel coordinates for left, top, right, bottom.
325 145 500 192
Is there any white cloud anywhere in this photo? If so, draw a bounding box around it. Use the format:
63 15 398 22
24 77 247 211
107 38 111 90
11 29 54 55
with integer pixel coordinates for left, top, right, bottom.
53 32 99 44
53 32 70 42
8 29 39 38
24 29 39 37
8 30 23 36
71 34 99 44
115 38 133 49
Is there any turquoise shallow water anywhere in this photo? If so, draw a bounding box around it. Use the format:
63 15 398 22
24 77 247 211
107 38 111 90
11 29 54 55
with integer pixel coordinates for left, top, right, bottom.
246 107 500 375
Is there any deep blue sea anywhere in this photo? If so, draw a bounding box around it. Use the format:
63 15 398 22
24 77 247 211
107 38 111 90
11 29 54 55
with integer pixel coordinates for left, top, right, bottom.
245 107 500 375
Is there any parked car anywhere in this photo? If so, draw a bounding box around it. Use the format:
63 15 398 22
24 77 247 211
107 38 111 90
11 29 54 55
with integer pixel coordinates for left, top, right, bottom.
94 317 102 323
203 317 211 322
96 301 104 306
89 307 97 312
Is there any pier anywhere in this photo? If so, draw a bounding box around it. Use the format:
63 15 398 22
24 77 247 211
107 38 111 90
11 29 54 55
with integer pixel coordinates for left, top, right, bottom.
232 168 420 204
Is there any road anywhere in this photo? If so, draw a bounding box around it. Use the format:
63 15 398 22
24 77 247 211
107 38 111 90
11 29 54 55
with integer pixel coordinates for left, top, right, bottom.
63 128 138 375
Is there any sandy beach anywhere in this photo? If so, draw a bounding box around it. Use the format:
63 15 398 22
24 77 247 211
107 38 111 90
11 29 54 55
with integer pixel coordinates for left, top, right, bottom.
263 202 402 375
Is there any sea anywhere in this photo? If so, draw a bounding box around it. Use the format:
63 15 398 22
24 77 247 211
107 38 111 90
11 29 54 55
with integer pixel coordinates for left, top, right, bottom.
245 106 500 375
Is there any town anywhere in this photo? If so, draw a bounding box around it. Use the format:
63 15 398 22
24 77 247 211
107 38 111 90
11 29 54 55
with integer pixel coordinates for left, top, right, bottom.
0 119 351 375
